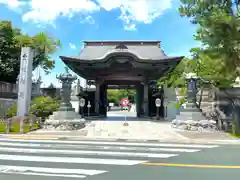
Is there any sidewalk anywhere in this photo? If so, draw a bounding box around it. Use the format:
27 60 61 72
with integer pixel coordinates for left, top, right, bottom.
1 120 238 144
2 134 240 145
31 121 188 139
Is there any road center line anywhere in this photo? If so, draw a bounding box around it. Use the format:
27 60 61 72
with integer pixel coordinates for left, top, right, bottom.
141 162 240 169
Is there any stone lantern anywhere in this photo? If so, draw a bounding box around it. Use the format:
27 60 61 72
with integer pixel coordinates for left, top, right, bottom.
171 72 215 131
185 72 199 109
44 67 86 131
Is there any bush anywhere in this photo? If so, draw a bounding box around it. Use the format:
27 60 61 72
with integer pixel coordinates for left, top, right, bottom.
5 96 60 119
29 96 60 119
175 98 186 109
5 103 17 118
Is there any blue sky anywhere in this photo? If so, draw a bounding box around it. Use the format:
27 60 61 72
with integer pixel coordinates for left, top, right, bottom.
0 0 200 87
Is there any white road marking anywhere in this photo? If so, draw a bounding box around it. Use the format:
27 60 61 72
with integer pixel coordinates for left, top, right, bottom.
107 113 125 117
0 165 106 176
0 154 146 165
0 142 200 152
0 147 178 158
0 138 219 148
4 172 86 178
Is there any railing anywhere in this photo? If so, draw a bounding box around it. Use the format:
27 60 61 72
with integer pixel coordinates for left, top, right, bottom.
0 115 41 134
0 81 18 98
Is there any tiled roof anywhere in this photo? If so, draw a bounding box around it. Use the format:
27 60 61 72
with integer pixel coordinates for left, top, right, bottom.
77 44 167 60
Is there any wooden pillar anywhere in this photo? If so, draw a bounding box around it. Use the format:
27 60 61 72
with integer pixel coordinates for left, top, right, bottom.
143 80 149 116
136 83 143 117
95 81 100 115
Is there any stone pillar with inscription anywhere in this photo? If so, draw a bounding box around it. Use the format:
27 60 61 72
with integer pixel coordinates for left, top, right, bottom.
17 47 34 117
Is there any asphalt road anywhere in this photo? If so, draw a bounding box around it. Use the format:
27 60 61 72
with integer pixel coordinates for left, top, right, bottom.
0 138 239 180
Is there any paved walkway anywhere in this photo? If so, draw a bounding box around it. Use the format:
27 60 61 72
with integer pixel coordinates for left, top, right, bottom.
30 120 186 140
15 110 235 143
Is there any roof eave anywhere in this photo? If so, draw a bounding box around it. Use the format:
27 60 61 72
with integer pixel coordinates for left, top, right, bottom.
60 55 184 64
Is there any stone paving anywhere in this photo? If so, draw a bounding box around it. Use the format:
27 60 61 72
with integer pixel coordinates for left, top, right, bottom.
26 110 236 142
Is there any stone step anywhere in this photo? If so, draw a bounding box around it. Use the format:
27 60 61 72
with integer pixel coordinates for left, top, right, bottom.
49 111 80 120
181 107 200 112
176 115 205 121
176 111 206 121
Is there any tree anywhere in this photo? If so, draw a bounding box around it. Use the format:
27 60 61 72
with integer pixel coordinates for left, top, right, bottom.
190 48 235 87
179 1 240 134
179 0 240 78
107 89 136 104
157 57 196 87
0 21 61 83
0 21 21 82
107 90 120 104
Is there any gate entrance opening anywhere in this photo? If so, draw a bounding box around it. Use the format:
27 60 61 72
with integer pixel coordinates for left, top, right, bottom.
107 86 137 120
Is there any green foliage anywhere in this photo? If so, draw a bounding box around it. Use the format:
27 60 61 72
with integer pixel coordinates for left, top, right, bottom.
0 21 21 82
175 97 186 109
193 50 236 87
107 89 136 104
0 122 39 134
159 0 240 88
0 20 61 82
157 58 196 87
5 96 60 118
5 104 17 118
29 96 60 118
179 0 240 76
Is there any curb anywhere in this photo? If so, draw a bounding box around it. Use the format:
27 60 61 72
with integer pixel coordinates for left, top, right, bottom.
1 135 240 144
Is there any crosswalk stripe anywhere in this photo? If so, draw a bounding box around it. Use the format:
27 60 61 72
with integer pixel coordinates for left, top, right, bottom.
0 138 220 179
4 172 86 178
0 154 147 165
0 142 201 152
0 138 219 148
0 165 106 176
0 147 178 158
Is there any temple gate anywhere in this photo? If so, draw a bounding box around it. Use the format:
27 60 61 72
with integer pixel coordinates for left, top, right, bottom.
60 41 183 118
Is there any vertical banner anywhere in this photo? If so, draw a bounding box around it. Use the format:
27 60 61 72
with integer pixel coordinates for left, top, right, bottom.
17 47 33 117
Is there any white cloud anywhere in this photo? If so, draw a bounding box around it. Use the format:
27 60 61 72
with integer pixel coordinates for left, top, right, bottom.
124 24 136 31
2 0 172 30
69 43 76 49
22 0 99 24
81 15 95 24
0 0 26 9
96 0 172 30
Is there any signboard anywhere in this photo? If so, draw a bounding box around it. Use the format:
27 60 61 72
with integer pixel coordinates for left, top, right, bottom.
155 98 161 107
87 101 91 108
121 98 129 106
79 98 85 107
109 103 114 107
17 47 33 116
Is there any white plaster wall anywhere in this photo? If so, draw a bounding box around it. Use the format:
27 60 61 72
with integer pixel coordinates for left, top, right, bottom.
70 101 79 113
164 86 178 121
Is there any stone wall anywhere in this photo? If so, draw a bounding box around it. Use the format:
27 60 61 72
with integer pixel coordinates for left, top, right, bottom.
0 98 17 118
0 81 42 119
195 86 236 116
0 81 18 118
215 87 240 119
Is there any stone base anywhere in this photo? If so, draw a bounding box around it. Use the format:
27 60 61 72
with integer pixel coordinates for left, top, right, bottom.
171 102 218 132
44 119 86 131
44 108 86 131
171 119 217 132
